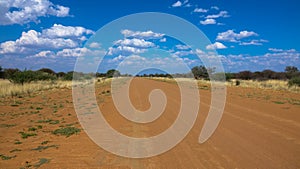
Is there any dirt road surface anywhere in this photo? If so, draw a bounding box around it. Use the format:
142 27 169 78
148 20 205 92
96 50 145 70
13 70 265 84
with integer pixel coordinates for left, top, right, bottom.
1 78 299 168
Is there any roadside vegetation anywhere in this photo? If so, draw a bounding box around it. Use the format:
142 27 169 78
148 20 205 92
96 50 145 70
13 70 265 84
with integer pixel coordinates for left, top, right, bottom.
0 65 299 97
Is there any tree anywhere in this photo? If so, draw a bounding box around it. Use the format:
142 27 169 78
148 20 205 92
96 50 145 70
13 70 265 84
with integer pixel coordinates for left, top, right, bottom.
191 65 208 79
236 71 252 80
4 68 20 79
0 66 4 79
285 66 299 79
106 69 120 78
38 68 56 75
285 66 298 73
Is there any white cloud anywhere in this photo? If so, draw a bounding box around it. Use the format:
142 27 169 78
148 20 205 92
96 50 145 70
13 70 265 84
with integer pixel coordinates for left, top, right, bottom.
0 24 94 56
56 48 91 57
193 8 208 13
32 50 55 58
172 50 194 57
42 24 94 39
108 46 146 56
216 30 258 42
176 44 191 50
206 42 227 50
200 18 216 25
268 48 296 53
211 6 219 10
206 11 229 19
89 42 101 48
28 47 104 59
171 1 182 7
121 29 164 40
114 38 155 48
239 39 268 46
160 38 167 42
0 0 70 25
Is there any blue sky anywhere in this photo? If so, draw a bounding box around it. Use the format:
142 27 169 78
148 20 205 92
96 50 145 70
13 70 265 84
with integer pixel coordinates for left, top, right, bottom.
0 0 299 73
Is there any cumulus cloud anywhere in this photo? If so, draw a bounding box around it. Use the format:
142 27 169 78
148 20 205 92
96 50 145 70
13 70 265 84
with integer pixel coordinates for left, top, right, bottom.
42 24 94 39
29 47 104 59
160 38 167 42
0 0 70 25
89 42 101 48
206 42 227 50
216 30 258 42
239 39 268 46
108 46 146 56
176 44 191 50
0 24 94 56
114 38 155 48
171 1 182 7
211 6 219 10
193 8 208 13
200 18 217 25
268 48 296 53
121 29 164 40
206 11 229 19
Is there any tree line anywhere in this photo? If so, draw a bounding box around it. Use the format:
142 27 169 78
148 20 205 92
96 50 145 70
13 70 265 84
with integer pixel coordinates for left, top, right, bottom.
0 66 299 87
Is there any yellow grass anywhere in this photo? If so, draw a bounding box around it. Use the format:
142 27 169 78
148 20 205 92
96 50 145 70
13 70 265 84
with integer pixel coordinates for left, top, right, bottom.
0 79 73 98
228 79 300 93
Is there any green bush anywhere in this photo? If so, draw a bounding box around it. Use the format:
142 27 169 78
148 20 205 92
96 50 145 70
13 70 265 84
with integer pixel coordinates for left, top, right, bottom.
8 70 57 85
288 77 300 87
53 127 81 137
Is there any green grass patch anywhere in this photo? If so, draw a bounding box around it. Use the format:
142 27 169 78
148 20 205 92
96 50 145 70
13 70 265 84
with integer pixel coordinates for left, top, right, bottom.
9 149 21 153
41 141 49 145
0 154 16 160
0 124 16 128
37 119 59 124
31 145 58 152
36 107 43 110
53 127 81 137
273 101 285 104
28 127 37 131
14 140 22 144
34 158 50 168
19 132 37 139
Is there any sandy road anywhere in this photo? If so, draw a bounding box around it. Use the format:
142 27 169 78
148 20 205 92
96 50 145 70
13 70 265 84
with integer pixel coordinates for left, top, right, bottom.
0 77 299 168
99 78 300 168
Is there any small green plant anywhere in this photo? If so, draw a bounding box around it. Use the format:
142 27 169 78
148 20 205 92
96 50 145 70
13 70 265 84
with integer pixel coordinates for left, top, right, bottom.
41 141 49 145
37 125 43 129
53 127 81 137
19 132 37 139
0 154 16 160
9 149 21 153
36 107 43 110
31 145 58 152
28 127 37 131
273 101 285 104
37 119 59 124
0 124 16 128
34 158 50 168
14 140 22 144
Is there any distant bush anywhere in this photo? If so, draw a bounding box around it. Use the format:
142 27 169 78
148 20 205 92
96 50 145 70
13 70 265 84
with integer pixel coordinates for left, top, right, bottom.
288 77 300 87
8 70 56 85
